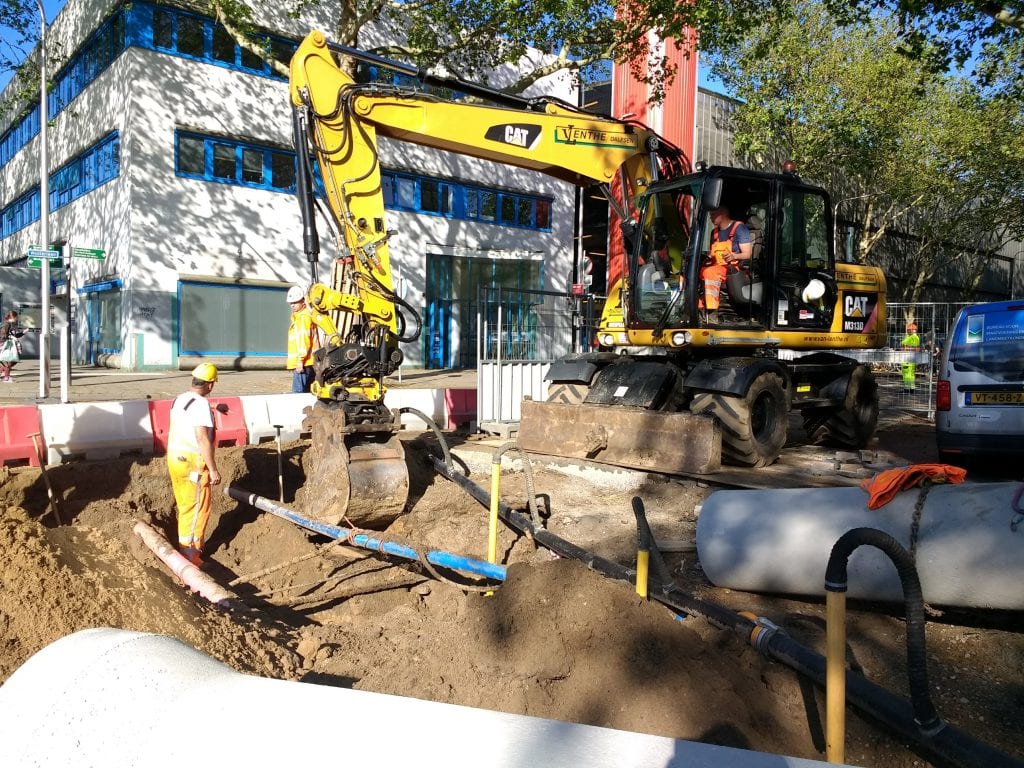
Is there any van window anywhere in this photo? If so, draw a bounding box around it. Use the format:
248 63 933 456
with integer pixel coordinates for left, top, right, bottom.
950 306 1024 380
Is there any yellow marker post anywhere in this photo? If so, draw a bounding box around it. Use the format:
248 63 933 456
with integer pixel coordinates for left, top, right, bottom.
485 459 501 597
825 590 847 764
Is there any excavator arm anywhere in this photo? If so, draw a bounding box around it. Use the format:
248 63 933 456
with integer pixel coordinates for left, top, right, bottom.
288 30 681 406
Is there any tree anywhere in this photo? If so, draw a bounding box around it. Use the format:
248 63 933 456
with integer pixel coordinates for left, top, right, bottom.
707 0 1024 302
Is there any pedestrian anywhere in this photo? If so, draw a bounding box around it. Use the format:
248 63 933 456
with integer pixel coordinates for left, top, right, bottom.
701 206 752 323
167 363 221 566
0 310 25 382
901 322 921 392
285 284 333 393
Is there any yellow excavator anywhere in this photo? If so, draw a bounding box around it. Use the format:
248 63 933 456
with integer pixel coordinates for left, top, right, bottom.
288 31 887 524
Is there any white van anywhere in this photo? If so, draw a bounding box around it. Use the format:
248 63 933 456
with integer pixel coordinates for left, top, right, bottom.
935 300 1024 465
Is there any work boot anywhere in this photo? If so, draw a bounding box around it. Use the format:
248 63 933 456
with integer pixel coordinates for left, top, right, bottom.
179 547 204 567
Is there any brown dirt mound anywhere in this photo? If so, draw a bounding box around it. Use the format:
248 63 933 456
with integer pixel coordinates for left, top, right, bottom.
0 432 1021 766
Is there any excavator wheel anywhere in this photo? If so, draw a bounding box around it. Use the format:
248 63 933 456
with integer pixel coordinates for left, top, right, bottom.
802 365 879 448
690 372 788 467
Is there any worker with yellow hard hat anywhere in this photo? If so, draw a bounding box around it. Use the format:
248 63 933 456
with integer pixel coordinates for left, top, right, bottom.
166 363 222 566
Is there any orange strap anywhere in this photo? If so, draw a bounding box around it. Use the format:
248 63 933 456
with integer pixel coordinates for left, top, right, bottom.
859 464 967 510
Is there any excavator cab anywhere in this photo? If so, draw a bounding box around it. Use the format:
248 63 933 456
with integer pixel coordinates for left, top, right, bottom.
624 167 840 335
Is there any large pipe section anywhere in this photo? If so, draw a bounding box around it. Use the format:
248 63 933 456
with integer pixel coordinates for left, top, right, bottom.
0 628 841 768
427 454 1022 768
696 482 1024 609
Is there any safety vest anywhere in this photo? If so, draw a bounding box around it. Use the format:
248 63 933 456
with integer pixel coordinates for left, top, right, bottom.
709 222 741 266
287 307 321 370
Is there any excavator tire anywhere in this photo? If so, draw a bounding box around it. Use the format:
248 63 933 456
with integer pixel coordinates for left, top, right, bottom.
690 372 788 468
546 382 590 405
802 364 879 448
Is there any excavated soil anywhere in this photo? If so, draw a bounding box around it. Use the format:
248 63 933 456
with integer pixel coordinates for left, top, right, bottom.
0 419 1022 766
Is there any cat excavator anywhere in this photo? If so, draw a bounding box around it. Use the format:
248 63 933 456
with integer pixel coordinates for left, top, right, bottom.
287 30 887 525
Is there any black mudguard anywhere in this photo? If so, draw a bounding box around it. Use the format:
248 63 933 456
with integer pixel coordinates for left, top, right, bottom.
683 356 790 398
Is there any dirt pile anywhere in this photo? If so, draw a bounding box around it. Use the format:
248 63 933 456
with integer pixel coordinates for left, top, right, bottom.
0 428 1021 766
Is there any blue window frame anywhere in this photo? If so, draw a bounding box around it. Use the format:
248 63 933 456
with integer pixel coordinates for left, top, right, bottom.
50 132 120 212
382 171 552 230
1 132 120 243
139 3 294 79
0 187 41 241
175 131 303 193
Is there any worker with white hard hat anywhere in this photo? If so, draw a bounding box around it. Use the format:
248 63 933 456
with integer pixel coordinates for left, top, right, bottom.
166 363 221 566
285 284 332 393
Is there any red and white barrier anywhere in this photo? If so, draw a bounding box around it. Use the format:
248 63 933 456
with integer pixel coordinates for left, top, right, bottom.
0 385 475 467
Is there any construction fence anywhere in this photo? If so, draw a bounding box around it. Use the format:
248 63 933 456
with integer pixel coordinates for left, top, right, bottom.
476 287 971 424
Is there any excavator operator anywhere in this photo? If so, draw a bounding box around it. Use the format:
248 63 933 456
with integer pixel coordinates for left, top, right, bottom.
702 205 753 322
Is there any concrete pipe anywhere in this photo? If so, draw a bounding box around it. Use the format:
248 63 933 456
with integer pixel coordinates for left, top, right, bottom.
696 482 1024 609
0 628 844 768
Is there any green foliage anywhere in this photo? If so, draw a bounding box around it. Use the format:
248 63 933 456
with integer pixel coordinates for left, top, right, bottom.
708 0 1023 300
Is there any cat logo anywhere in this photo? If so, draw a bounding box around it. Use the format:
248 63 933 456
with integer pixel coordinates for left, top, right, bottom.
845 295 868 318
842 293 875 332
484 123 542 150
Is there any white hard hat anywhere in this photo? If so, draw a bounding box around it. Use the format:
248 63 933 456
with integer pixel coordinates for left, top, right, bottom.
286 285 305 303
801 279 826 304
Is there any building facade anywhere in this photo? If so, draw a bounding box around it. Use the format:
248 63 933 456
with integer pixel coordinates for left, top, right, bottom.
0 0 578 370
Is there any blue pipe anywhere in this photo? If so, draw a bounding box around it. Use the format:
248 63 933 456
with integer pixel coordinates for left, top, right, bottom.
225 486 507 582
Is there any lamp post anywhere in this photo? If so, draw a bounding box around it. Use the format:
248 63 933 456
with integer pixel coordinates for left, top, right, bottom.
832 193 875 264
36 0 51 400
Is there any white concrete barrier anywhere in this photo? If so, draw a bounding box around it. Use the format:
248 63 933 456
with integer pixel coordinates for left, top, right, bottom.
385 388 448 429
239 393 316 443
38 400 154 466
0 628 842 768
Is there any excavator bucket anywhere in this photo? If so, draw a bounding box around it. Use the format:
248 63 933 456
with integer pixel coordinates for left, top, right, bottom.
295 403 410 528
516 400 721 475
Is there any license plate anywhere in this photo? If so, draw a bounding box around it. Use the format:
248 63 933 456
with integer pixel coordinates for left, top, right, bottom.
966 391 1024 405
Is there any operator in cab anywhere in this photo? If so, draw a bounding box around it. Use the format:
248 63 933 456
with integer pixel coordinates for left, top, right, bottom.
702 206 753 322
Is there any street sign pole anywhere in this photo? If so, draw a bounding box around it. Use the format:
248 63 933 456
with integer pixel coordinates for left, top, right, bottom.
60 242 71 403
37 0 51 401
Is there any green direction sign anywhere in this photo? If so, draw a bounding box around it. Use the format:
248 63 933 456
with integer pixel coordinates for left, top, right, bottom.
73 246 105 260
27 255 63 268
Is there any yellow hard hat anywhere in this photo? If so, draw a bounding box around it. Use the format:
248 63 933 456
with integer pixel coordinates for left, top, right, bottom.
191 362 218 383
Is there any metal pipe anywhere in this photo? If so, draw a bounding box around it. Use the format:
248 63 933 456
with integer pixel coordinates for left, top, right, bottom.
224 486 506 582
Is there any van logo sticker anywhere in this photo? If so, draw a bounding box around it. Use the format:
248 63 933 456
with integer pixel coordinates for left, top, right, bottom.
485 124 542 150
966 315 984 343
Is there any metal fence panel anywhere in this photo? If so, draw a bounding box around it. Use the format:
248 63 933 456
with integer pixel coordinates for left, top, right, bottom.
477 291 972 427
